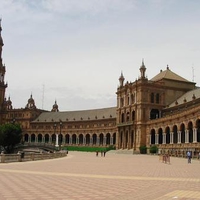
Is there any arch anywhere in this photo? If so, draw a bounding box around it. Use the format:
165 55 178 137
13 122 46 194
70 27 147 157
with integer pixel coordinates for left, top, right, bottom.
156 93 160 104
99 133 104 145
92 134 97 145
150 129 156 145
72 134 76 145
196 119 200 142
120 131 123 148
165 126 170 144
180 123 185 143
38 134 42 143
106 133 111 145
121 113 125 123
24 134 29 142
79 134 83 144
150 93 154 103
125 130 128 148
158 128 163 144
52 134 56 144
131 94 135 104
31 134 36 143
120 97 124 107
131 130 134 148
65 134 70 144
173 125 178 144
113 133 116 145
44 134 49 143
126 112 130 122
188 121 193 143
132 111 135 121
86 134 90 145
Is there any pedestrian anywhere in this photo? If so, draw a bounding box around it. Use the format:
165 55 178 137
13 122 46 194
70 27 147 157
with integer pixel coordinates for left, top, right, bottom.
103 151 106 157
101 150 103 157
187 151 191 163
96 151 98 157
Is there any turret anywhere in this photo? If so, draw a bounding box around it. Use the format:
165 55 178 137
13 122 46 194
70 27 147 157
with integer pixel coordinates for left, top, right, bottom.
25 94 36 109
0 19 7 113
119 71 125 87
0 18 3 61
139 59 146 79
51 100 59 112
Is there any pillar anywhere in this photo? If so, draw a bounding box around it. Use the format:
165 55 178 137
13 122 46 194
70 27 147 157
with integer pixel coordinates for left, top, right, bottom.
155 134 158 145
163 133 166 144
178 131 181 144
193 128 197 143
185 130 189 143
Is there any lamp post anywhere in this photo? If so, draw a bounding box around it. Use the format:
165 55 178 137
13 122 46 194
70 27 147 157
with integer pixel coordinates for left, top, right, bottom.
12 118 16 124
53 123 57 146
59 121 62 151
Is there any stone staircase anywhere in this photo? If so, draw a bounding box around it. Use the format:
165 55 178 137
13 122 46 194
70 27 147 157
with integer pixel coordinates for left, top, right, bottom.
108 149 140 154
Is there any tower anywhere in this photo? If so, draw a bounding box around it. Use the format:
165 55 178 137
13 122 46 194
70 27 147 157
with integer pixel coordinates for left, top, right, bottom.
139 59 146 79
0 19 7 116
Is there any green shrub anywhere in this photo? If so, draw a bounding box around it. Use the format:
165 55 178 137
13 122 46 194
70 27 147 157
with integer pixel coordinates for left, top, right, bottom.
149 145 158 154
63 145 115 152
139 145 147 154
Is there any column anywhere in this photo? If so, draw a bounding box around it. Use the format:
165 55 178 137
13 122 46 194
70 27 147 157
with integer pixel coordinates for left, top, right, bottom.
155 134 158 145
97 136 100 146
55 134 59 147
110 136 113 145
83 136 86 145
170 132 174 144
163 133 166 144
149 134 151 145
49 135 52 144
69 136 72 145
90 137 93 145
28 135 31 143
76 137 79 145
103 136 106 146
178 131 181 144
193 128 197 143
185 130 189 143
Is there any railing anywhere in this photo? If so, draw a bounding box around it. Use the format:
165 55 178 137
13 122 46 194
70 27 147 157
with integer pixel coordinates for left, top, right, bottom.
0 151 67 163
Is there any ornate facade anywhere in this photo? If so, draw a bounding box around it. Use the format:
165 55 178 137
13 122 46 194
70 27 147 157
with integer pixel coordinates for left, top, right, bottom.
1 21 200 154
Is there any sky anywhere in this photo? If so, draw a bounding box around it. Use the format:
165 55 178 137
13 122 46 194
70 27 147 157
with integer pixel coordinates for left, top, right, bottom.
0 0 200 111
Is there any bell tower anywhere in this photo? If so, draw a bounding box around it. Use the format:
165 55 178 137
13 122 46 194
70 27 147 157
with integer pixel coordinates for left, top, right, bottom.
0 19 8 113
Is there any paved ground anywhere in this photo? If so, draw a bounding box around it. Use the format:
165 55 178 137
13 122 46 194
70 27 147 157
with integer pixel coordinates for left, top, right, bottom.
0 151 200 200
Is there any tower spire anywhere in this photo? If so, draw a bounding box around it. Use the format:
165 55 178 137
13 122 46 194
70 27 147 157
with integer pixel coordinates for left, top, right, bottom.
0 18 4 61
0 19 7 114
139 59 146 79
119 71 125 87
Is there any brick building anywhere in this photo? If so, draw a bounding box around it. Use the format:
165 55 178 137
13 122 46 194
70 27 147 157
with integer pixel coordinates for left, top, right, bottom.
1 21 200 154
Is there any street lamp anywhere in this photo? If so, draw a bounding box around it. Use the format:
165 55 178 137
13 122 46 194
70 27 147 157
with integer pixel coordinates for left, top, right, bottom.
12 118 16 124
53 123 57 146
59 121 62 151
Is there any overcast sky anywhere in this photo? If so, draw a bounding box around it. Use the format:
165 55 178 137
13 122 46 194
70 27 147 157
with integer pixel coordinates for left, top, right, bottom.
0 0 200 111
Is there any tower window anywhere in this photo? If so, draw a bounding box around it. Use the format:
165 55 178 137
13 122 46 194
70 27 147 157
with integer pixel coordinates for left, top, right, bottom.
151 93 154 103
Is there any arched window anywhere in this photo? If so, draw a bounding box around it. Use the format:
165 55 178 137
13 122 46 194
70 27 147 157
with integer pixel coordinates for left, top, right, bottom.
121 113 125 123
156 93 160 104
151 93 154 103
150 109 159 119
132 111 135 121
126 112 130 122
120 98 124 107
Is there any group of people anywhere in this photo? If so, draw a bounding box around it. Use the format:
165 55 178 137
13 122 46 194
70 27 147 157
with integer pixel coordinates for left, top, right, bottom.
96 150 106 157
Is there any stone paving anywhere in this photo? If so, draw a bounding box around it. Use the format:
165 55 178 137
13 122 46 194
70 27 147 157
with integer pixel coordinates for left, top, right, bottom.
0 151 200 200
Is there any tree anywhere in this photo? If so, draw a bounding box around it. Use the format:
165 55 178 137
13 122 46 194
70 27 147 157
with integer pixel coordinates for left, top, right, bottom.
0 123 22 153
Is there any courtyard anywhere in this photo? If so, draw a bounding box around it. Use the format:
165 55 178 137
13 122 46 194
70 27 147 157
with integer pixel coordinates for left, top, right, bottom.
0 151 200 200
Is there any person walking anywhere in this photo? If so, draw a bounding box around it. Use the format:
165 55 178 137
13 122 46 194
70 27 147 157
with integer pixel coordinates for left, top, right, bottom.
187 151 191 163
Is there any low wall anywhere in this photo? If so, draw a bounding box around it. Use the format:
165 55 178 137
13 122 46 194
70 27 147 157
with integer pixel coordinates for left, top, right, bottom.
0 152 67 163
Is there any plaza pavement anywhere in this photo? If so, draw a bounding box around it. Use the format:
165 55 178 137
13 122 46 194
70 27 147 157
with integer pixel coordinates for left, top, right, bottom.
0 151 200 200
